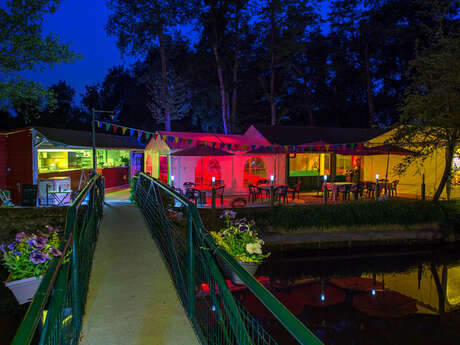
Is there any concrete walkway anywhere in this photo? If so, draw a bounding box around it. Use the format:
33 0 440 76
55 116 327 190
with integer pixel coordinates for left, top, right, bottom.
80 202 199 345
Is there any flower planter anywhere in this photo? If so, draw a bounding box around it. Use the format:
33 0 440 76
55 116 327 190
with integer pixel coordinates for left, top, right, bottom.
5 276 42 305
218 257 260 285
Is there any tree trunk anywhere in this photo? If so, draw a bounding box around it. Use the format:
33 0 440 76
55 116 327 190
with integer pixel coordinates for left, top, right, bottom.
231 7 240 132
269 6 276 126
364 43 375 127
159 32 171 131
432 142 455 201
213 44 228 134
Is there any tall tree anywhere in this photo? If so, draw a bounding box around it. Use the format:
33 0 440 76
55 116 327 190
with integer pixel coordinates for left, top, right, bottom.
0 0 80 122
391 34 460 201
106 0 195 131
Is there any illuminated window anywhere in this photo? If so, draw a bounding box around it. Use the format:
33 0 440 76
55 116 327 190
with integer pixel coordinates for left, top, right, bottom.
289 154 320 176
195 158 222 188
244 157 267 186
336 154 352 175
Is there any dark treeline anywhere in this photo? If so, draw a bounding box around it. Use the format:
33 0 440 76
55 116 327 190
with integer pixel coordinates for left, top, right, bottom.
2 0 459 134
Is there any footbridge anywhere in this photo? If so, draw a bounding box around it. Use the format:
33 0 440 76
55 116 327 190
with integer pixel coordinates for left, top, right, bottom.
11 174 323 345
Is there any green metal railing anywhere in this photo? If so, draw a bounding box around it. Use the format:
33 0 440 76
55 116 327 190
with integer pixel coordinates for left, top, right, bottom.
11 174 105 345
134 173 323 345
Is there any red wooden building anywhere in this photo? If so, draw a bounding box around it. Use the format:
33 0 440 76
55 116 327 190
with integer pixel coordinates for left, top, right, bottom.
0 127 144 205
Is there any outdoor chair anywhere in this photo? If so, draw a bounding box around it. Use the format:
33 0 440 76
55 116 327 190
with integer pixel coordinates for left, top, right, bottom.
215 185 225 205
351 182 364 200
274 186 288 204
0 189 14 207
365 182 376 199
256 179 269 185
338 184 351 200
389 180 399 197
287 181 301 200
248 184 261 203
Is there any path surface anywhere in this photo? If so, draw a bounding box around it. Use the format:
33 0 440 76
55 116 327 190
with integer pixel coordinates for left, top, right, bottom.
80 202 199 345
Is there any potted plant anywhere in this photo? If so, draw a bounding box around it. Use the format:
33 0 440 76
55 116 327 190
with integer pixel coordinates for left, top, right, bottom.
1 226 64 304
210 210 270 285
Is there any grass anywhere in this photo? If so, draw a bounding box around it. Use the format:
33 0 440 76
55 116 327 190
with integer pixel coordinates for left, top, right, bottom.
199 200 460 235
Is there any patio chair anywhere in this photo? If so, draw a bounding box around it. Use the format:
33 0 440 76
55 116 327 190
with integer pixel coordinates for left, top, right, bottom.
365 182 376 199
287 181 302 200
215 185 225 205
350 183 364 200
0 189 14 207
248 184 261 203
274 186 288 204
338 184 351 201
389 180 399 197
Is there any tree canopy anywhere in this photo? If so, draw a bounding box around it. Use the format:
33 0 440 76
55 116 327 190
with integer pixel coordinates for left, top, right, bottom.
0 0 80 122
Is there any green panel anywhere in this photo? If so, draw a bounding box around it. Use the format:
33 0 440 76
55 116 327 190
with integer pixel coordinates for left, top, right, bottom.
289 170 319 177
134 172 323 345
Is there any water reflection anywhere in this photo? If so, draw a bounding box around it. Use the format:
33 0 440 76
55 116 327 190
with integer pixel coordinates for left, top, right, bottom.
242 245 460 345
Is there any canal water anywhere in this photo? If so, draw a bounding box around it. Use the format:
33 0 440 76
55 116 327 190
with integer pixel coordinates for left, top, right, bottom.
239 244 460 345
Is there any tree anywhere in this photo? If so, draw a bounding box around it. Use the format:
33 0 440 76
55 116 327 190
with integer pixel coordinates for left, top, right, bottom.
0 0 80 122
106 0 195 131
391 34 460 201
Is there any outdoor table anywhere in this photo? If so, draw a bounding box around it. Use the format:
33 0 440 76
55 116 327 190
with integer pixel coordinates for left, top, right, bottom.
48 190 72 206
322 182 355 201
187 185 223 206
364 181 391 198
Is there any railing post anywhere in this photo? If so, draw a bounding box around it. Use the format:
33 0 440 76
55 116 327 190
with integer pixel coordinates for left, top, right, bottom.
187 209 195 318
69 207 82 337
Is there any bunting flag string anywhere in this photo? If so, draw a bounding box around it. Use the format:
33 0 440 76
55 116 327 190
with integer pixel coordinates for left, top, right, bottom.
95 120 367 154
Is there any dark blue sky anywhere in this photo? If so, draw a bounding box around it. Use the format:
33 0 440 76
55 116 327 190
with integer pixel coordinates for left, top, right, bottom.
22 0 133 99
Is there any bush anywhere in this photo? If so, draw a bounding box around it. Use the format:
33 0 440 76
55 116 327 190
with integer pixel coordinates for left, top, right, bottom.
199 200 459 234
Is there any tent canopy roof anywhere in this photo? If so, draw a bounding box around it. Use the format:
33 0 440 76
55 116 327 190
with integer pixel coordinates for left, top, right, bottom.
159 130 270 149
171 146 234 156
247 125 385 145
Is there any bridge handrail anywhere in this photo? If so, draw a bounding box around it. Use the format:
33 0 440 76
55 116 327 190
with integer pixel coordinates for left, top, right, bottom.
11 174 104 345
135 172 323 345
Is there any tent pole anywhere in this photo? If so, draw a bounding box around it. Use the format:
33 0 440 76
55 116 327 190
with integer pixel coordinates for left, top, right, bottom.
385 152 390 195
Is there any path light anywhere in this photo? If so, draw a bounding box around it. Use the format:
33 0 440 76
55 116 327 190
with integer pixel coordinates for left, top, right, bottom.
170 175 174 187
320 293 325 301
371 289 376 296
212 176 216 186
324 174 328 181
376 174 380 180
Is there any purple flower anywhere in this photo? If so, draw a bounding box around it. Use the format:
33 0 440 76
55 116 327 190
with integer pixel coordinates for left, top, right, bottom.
27 238 39 248
239 225 249 232
7 242 16 251
221 210 236 219
15 232 28 241
0 244 5 253
35 235 48 248
30 251 50 264
13 251 21 256
49 247 62 257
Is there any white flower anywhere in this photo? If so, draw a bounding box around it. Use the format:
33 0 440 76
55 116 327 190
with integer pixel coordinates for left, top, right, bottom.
246 242 262 255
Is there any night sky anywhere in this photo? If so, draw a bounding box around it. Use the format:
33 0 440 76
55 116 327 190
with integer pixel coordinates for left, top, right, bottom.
21 0 133 100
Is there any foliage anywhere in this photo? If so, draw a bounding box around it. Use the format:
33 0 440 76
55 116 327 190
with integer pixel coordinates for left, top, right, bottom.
129 176 138 203
0 0 80 122
390 33 460 200
0 226 67 280
200 200 459 234
210 210 269 263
